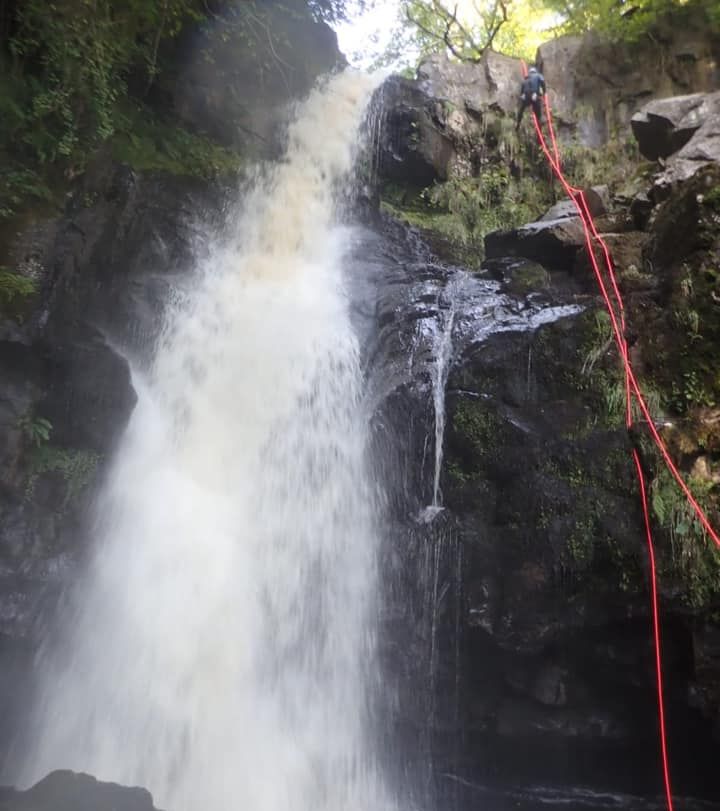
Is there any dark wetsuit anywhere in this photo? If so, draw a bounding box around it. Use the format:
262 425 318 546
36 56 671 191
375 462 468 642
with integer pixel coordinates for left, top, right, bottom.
516 71 546 130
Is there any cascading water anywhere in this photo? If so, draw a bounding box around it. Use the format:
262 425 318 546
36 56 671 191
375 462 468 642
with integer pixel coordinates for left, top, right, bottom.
429 276 465 510
418 274 466 523
14 71 398 811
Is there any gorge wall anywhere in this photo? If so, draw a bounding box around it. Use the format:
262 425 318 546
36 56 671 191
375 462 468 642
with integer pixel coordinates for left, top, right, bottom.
1 2 720 810
373 4 720 807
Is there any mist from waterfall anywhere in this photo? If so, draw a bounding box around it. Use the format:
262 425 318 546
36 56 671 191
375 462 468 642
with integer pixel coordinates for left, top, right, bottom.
13 71 399 811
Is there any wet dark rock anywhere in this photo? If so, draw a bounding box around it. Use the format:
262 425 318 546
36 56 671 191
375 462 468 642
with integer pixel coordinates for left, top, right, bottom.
647 162 720 266
629 190 654 228
0 771 160 811
164 5 342 154
374 190 720 805
378 76 456 186
484 215 586 272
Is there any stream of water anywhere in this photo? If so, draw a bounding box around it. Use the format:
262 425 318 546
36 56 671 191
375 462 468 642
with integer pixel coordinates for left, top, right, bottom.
15 71 398 811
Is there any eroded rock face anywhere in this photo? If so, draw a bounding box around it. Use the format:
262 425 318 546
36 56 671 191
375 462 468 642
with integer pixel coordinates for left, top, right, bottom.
374 57 720 801
375 211 720 806
417 50 521 119
378 76 457 185
381 4 720 184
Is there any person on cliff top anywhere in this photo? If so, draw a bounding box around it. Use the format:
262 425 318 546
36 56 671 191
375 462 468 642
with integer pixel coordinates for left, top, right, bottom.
516 66 546 131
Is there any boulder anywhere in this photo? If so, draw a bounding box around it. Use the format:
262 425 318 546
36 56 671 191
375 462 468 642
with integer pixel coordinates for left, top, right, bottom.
0 771 160 811
378 76 456 185
630 92 710 160
536 6 720 146
538 186 609 222
484 216 586 271
417 49 522 119
627 91 720 200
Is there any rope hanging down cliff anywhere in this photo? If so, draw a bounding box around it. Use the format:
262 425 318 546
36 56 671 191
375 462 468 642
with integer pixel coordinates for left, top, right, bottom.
515 59 720 811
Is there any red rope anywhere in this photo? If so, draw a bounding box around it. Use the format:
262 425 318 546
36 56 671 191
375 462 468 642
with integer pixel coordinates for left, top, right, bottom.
519 61 720 549
518 59 680 811
633 448 675 811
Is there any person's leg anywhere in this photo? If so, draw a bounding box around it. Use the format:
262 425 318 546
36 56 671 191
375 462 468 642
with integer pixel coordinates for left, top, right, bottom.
515 99 527 131
532 96 542 122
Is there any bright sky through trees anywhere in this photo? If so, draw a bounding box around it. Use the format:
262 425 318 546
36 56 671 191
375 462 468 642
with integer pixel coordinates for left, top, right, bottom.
334 0 558 70
335 0 406 69
334 0 713 71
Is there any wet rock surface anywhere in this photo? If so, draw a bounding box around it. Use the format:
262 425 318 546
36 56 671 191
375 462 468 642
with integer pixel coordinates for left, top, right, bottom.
0 771 161 811
484 215 586 271
373 114 720 804
1 5 720 810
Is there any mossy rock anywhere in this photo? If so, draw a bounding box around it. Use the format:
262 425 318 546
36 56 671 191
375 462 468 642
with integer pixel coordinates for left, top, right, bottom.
504 261 550 296
0 268 38 321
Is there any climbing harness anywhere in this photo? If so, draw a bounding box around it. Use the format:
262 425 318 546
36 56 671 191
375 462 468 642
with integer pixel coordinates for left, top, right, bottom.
520 60 720 811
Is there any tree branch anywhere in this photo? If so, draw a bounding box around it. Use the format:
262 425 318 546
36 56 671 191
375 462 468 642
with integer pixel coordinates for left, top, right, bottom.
407 0 508 63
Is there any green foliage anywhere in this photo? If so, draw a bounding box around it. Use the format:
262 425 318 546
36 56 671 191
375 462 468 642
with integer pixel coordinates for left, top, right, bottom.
399 0 556 62
26 445 101 512
0 0 353 217
543 0 717 41
0 162 54 220
562 136 640 192
112 104 244 179
651 254 720 417
382 160 552 265
578 308 665 428
393 0 708 67
8 1 204 161
651 467 720 607
704 185 720 212
0 268 38 318
17 415 52 448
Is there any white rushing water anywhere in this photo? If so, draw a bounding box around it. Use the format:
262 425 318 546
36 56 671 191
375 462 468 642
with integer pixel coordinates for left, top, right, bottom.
17 71 397 811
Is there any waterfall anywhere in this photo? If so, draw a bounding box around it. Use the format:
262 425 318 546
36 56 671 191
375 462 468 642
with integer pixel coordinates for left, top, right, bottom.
14 71 398 811
424 274 465 518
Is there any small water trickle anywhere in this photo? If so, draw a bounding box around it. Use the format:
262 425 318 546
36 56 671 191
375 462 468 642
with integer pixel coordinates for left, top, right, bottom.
427 274 467 516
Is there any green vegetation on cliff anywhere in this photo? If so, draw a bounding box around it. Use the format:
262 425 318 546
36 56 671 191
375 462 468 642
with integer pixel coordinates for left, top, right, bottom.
0 0 348 221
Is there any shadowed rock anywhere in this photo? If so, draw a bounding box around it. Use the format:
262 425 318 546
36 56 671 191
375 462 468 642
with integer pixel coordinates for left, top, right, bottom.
484 216 586 271
631 92 710 160
0 771 160 811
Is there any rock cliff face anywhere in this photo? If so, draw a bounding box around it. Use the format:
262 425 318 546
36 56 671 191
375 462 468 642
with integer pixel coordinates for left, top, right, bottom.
379 3 720 191
1 3 719 809
372 8 720 808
